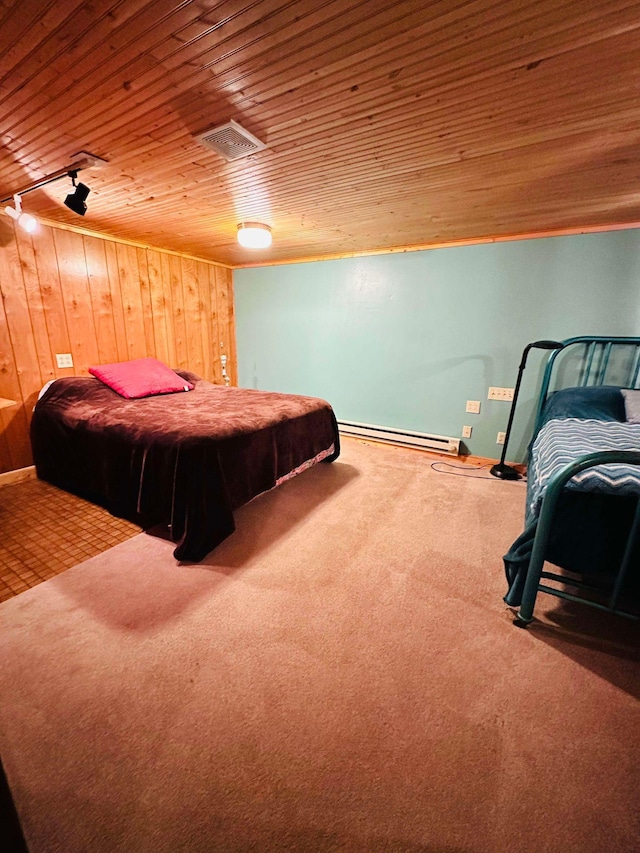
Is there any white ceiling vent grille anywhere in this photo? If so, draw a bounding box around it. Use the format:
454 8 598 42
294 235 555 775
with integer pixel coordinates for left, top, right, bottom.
196 119 266 161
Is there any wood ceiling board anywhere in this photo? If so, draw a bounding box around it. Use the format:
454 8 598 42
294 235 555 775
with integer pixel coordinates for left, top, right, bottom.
1 0 639 266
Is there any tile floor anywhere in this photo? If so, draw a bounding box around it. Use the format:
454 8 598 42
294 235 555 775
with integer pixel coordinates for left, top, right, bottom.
0 478 139 602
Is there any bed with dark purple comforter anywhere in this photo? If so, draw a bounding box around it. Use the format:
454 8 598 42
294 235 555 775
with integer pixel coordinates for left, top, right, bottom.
30 372 340 561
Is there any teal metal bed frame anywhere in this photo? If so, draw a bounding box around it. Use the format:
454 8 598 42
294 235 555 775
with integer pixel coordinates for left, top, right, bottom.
514 335 640 627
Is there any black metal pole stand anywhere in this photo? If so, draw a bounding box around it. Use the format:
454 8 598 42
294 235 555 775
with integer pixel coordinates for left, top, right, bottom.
490 340 564 480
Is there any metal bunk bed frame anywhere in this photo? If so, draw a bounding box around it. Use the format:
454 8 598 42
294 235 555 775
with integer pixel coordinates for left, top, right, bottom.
514 335 640 627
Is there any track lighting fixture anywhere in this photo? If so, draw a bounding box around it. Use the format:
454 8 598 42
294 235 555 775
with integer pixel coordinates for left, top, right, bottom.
0 152 106 230
237 222 272 249
64 172 90 216
4 194 38 233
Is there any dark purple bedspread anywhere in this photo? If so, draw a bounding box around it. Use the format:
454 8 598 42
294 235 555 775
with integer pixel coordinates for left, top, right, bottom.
30 373 340 561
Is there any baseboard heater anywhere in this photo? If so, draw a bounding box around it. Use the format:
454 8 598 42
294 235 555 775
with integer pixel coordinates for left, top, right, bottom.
338 420 460 456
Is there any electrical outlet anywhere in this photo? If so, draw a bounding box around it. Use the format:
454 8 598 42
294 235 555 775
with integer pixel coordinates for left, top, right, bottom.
56 353 74 368
488 387 514 401
465 400 480 414
462 425 472 438
496 431 506 445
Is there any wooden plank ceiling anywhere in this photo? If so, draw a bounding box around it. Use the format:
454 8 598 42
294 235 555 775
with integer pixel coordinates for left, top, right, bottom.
1 0 639 266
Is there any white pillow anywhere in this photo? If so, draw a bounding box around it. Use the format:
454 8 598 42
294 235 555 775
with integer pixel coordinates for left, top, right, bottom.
38 380 57 400
621 389 640 423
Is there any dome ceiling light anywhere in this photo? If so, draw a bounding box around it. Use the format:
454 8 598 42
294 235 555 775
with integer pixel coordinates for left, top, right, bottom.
237 222 272 249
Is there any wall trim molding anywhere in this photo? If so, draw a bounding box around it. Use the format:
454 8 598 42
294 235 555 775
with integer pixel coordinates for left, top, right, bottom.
234 221 640 269
4 209 637 273
0 210 233 270
0 466 37 487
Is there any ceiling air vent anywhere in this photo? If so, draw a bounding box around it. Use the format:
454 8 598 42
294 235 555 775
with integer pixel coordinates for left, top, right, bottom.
196 119 266 161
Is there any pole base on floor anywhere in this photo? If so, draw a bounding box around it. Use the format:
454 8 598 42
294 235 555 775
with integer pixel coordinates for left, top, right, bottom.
490 462 522 480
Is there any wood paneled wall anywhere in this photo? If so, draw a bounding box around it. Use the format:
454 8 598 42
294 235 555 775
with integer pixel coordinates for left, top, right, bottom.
0 217 235 474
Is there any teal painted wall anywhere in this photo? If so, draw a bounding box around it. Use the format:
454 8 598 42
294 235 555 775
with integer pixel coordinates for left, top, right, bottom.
234 230 640 462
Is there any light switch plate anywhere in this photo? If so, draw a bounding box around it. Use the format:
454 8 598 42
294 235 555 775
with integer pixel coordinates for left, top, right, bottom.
488 387 514 401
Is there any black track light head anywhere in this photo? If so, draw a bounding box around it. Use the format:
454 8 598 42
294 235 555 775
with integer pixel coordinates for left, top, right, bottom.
64 172 90 216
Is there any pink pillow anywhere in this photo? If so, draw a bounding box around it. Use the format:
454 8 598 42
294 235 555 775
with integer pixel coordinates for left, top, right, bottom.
89 358 194 399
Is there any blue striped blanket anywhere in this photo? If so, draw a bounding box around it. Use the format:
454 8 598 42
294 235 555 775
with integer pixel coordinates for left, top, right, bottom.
526 418 640 524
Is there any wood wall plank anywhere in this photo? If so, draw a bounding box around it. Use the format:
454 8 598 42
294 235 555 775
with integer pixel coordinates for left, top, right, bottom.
115 242 147 361
196 260 212 382
136 246 157 356
0 229 42 420
227 272 237 387
52 229 99 374
214 265 234 386
0 228 32 469
159 252 177 368
0 327 30 470
181 257 205 378
102 240 129 362
31 227 73 366
83 235 119 364
146 248 171 366
0 217 235 473
15 229 55 385
207 264 221 384
167 254 189 369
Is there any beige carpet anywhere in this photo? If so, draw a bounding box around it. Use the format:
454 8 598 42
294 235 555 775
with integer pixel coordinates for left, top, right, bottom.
0 439 638 853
